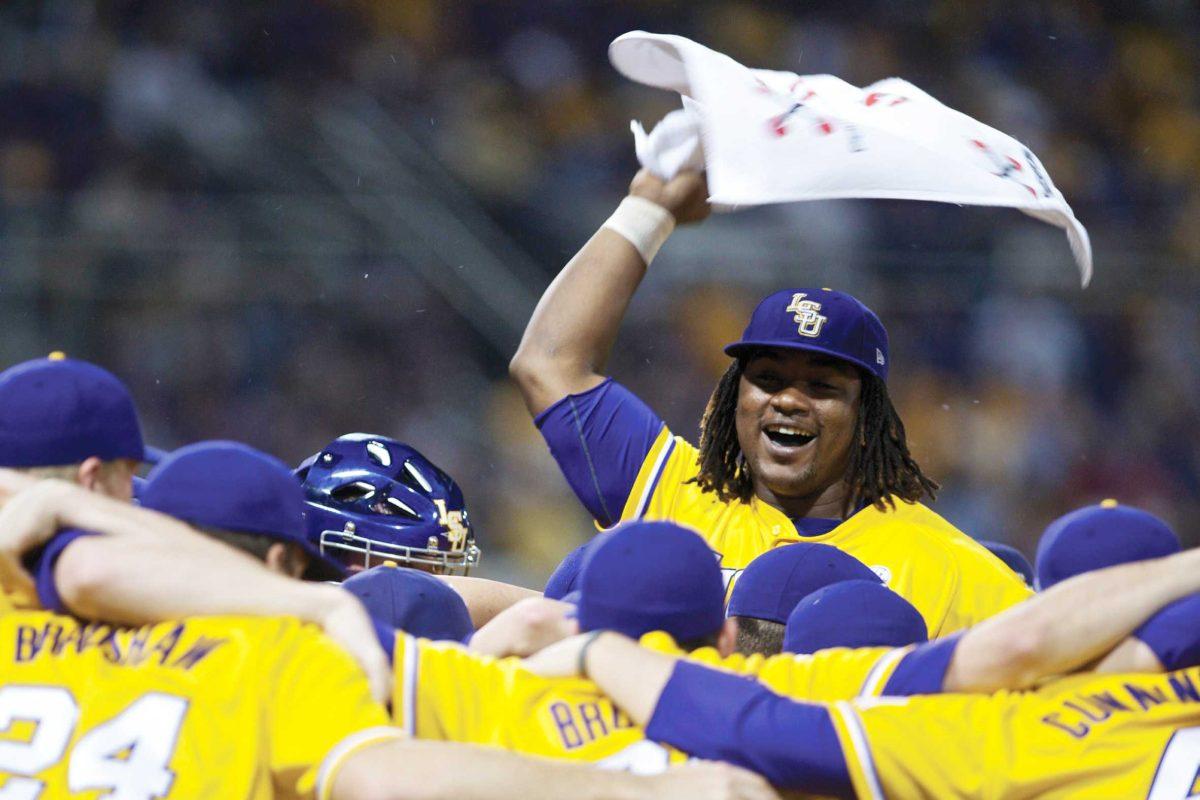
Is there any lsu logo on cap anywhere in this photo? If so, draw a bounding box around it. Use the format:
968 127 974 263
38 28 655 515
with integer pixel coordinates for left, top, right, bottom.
786 293 828 338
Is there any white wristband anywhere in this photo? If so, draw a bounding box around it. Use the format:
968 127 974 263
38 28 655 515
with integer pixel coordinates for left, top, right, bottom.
602 196 676 265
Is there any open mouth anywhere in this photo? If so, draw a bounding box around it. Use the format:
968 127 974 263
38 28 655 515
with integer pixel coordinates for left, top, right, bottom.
763 424 816 448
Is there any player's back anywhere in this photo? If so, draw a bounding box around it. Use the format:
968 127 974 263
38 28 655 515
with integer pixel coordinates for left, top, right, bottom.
394 633 688 774
838 666 1200 798
393 631 917 776
0 609 393 799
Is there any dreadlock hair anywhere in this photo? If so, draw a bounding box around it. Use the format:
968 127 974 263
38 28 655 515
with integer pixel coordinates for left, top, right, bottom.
691 355 939 517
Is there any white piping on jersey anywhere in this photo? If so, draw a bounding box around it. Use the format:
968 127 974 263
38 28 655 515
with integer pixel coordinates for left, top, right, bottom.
858 647 909 698
316 726 406 800
402 633 418 735
633 436 676 519
834 701 885 800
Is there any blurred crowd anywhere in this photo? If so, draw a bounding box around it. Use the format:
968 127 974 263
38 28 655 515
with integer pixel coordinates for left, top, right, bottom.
1 0 1197 585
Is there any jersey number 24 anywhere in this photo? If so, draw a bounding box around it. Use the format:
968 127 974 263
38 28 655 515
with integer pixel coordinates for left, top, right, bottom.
0 685 187 800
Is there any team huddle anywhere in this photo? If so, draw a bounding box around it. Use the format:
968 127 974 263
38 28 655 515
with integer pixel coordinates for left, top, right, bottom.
1 168 1197 798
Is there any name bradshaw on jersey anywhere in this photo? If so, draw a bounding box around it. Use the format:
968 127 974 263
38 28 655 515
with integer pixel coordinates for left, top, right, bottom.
13 618 226 670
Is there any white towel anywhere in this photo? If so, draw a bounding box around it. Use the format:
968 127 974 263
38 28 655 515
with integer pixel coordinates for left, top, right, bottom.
611 31 1093 286
631 100 705 180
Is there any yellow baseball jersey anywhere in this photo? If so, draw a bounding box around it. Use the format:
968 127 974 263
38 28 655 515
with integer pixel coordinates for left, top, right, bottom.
391 631 942 773
832 668 1200 799
633 429 1031 637
536 379 1030 637
392 632 687 772
0 610 400 799
638 631 937 703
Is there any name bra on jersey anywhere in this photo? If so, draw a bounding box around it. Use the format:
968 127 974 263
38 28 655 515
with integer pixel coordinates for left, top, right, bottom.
1041 670 1200 740
14 619 227 671
547 699 637 750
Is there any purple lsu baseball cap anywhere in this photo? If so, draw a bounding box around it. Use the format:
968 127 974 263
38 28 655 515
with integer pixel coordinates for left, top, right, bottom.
140 441 346 582
725 288 889 381
783 580 928 655
727 542 882 624
342 563 473 643
1034 500 1179 591
576 521 725 643
0 356 157 467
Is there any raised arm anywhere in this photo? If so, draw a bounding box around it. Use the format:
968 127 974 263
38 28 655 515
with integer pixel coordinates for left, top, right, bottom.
945 546 1200 692
509 170 710 416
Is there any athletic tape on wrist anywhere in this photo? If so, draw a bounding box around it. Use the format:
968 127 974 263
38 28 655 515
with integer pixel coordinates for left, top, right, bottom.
578 629 608 680
602 196 676 265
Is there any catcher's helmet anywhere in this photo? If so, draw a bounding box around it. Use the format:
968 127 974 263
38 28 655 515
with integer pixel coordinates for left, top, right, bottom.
296 433 480 575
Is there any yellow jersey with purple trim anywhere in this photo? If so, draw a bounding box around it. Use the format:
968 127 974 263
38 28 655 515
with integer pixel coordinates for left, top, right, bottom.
0 609 399 799
536 379 1030 637
631 429 1032 636
392 632 688 772
391 630 944 772
638 631 925 703
831 668 1200 799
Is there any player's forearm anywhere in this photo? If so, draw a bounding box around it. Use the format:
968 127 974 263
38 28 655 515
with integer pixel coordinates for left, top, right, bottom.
948 548 1200 692
55 534 340 626
438 575 540 628
583 632 676 725
1094 637 1165 674
468 596 578 657
509 226 651 415
55 489 202 543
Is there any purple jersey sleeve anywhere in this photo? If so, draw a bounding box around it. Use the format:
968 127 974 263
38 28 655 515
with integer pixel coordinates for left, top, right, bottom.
1133 594 1200 672
31 528 97 613
644 660 853 796
882 632 964 696
534 379 665 528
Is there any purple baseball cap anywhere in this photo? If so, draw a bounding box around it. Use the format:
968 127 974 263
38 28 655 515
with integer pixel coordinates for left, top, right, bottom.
0 356 157 467
980 540 1035 587
727 542 881 624
725 288 889 381
140 441 346 582
576 521 725 643
342 563 473 643
1034 500 1179 591
783 580 928 655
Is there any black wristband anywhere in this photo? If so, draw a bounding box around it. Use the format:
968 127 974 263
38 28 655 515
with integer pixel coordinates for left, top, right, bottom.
577 629 608 679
